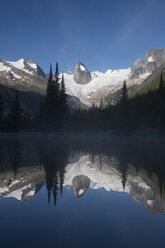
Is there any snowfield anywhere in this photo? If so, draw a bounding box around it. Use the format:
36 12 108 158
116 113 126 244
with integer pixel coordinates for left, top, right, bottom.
61 67 131 105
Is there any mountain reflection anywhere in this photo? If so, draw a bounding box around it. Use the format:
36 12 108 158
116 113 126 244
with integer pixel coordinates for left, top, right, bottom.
0 136 165 213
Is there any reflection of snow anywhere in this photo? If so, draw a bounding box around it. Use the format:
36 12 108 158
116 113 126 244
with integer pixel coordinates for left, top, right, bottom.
5 184 32 201
64 155 130 193
9 179 20 187
0 186 9 195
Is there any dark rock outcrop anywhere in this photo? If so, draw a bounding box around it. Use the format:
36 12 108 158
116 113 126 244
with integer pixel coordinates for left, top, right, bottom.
74 62 91 85
72 175 90 198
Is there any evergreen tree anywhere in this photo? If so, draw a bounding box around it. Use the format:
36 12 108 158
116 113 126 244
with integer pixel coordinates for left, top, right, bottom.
60 73 68 114
99 97 103 111
54 62 60 108
46 63 55 118
120 80 128 103
159 72 164 90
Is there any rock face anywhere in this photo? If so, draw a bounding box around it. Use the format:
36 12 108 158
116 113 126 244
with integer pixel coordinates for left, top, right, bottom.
74 62 91 84
72 175 90 198
130 48 165 80
24 58 45 77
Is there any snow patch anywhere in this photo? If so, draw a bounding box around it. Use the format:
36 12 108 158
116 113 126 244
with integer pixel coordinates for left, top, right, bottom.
147 56 154 62
10 72 22 80
5 184 32 201
25 189 35 197
146 200 153 206
61 67 131 105
9 179 20 187
80 64 86 71
0 62 11 72
78 189 84 196
6 59 33 75
0 186 9 195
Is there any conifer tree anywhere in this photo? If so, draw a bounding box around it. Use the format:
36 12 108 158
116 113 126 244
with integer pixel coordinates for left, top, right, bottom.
46 63 55 116
54 62 60 109
159 72 163 90
60 73 68 114
99 97 103 111
120 80 128 103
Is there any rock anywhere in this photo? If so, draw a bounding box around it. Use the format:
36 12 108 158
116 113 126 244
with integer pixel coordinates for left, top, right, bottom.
24 58 45 77
74 62 91 84
72 175 90 198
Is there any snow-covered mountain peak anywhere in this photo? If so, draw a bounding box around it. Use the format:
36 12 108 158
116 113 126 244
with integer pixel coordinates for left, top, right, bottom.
6 58 45 77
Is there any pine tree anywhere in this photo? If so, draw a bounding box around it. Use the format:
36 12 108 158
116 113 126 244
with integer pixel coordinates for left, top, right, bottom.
46 63 55 116
60 74 68 114
120 80 128 103
99 97 103 111
54 62 60 108
159 72 163 90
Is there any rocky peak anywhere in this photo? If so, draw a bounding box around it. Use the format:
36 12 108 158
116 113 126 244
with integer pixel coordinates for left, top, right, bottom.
146 48 165 66
74 62 91 85
24 58 45 77
132 57 145 68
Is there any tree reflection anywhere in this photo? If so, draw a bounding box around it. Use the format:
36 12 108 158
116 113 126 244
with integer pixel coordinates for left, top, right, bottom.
37 139 69 206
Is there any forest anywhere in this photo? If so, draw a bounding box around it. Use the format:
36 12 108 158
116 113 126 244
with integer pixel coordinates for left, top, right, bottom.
0 63 165 133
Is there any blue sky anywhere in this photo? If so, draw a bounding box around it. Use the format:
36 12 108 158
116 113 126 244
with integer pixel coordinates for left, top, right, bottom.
0 0 165 73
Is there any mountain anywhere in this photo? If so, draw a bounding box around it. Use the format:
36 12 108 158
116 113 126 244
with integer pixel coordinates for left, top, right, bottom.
0 153 164 213
64 153 165 213
0 58 86 114
1 48 165 112
0 58 47 94
56 48 165 106
130 62 165 97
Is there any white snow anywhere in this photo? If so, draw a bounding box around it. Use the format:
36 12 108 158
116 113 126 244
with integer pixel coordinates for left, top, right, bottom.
10 72 22 80
28 62 37 70
64 155 129 193
0 62 11 72
9 179 20 187
61 67 131 105
25 189 35 197
6 59 33 75
139 72 151 80
80 64 86 71
147 56 154 62
78 189 84 196
0 186 9 195
146 200 153 206
64 155 153 199
5 184 32 201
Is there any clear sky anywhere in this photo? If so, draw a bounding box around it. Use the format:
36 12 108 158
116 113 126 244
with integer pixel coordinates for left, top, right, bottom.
1 0 165 73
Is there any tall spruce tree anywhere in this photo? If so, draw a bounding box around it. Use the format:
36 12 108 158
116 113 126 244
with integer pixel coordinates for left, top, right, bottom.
60 74 68 114
54 62 60 108
46 63 55 117
99 97 103 111
159 72 163 90
120 80 128 103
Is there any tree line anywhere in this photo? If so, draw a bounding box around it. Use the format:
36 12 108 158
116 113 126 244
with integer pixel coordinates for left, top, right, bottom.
0 63 164 133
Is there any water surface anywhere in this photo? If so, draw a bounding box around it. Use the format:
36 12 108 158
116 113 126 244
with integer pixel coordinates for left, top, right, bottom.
0 135 165 248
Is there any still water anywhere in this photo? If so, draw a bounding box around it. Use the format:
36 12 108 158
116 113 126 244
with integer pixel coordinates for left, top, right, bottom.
0 135 165 248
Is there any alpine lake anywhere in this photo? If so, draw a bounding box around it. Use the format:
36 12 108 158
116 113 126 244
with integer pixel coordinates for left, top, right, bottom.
0 134 165 248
